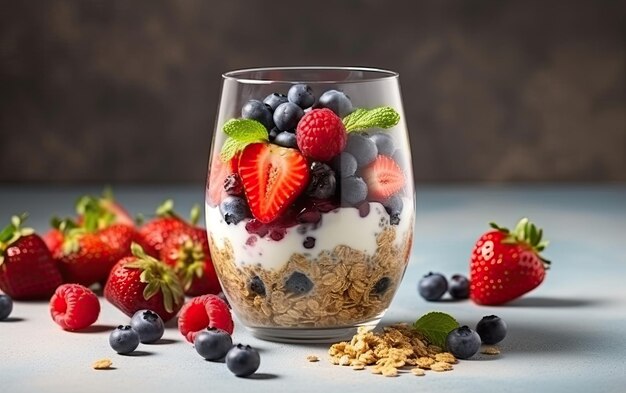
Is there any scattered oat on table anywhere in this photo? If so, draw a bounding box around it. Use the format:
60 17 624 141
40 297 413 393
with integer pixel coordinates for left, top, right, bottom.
411 368 425 376
430 361 453 372
92 359 113 370
328 324 457 377
481 345 501 355
306 355 320 362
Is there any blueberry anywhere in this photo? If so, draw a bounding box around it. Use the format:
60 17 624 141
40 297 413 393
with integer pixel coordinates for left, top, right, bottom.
0 294 13 321
373 277 391 295
249 276 266 296
285 272 313 295
344 133 378 167
224 173 243 196
391 149 404 167
369 133 395 156
318 89 353 117
448 274 470 300
226 344 261 377
418 272 448 301
268 127 280 141
306 162 336 199
303 236 315 249
273 102 304 131
129 309 164 343
220 196 250 225
194 328 233 361
383 195 403 225
287 84 315 109
476 315 507 345
341 176 368 205
446 326 481 359
332 152 357 178
263 93 288 111
109 325 140 354
273 131 298 149
242 100 274 130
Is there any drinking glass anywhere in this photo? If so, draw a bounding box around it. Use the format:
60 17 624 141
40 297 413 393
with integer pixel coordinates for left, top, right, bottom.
205 67 414 342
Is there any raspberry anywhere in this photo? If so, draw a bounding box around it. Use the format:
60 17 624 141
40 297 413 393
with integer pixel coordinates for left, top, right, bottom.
296 108 347 161
178 294 234 343
50 284 100 330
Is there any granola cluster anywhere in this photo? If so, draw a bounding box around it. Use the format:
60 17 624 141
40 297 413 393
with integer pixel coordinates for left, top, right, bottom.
328 324 457 377
209 226 412 328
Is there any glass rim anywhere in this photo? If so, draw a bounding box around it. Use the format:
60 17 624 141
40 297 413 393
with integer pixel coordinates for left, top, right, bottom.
222 66 399 84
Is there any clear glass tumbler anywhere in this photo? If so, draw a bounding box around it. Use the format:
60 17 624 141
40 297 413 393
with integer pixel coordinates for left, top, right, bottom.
205 67 414 342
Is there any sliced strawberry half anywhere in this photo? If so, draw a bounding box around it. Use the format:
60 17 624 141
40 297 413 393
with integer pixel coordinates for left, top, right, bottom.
238 143 309 223
362 155 405 201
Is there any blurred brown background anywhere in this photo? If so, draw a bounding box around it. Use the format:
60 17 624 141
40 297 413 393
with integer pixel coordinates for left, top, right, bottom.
0 0 624 184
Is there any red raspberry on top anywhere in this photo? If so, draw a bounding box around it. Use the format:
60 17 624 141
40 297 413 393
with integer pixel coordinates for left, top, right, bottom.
296 108 347 161
50 284 100 330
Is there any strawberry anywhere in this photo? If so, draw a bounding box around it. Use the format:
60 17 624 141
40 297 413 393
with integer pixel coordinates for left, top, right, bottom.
104 243 184 322
42 228 64 255
75 190 135 228
361 155 405 201
160 226 221 296
238 143 310 223
52 195 135 287
0 215 63 300
178 294 233 343
470 218 551 305
135 199 200 258
207 154 240 206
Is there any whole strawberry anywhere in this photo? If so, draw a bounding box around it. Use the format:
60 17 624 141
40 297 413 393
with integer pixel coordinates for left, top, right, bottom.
470 218 550 305
160 226 221 296
52 196 134 286
135 200 199 258
0 215 63 300
105 243 184 322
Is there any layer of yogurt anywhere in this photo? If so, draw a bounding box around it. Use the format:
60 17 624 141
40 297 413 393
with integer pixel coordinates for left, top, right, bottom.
205 198 413 271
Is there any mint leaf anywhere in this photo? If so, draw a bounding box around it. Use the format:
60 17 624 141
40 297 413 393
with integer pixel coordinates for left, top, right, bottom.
413 312 460 349
220 118 269 161
343 106 400 132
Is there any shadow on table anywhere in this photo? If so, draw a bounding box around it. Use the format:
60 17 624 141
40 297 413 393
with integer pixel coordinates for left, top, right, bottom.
247 373 279 380
505 296 606 308
505 322 608 354
71 324 117 333
1 317 25 322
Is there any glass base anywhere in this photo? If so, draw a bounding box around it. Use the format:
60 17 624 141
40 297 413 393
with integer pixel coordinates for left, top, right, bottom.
247 316 383 344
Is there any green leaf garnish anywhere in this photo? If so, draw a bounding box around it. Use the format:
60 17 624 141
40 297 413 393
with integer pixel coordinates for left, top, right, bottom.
220 118 269 161
342 106 400 132
413 312 460 349
491 217 551 266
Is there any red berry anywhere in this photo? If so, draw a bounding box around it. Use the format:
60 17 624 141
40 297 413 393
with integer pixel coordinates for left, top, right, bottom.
238 143 309 223
361 155 405 201
50 284 100 330
178 294 233 343
296 108 346 161
470 219 550 305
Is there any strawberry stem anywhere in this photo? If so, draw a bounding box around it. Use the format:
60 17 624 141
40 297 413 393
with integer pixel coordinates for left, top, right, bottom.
126 242 184 313
491 217 551 267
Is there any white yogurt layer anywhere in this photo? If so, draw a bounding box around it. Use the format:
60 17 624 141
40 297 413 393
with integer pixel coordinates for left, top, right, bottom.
205 199 413 271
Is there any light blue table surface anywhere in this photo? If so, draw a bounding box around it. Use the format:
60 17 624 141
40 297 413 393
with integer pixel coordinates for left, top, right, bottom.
1 185 625 393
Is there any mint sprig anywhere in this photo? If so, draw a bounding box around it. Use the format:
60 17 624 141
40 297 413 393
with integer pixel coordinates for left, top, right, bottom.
342 106 400 132
413 311 460 349
220 119 269 161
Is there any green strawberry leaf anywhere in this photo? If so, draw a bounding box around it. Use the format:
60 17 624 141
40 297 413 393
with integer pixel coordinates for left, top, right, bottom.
220 119 269 161
342 106 400 132
413 311 460 349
